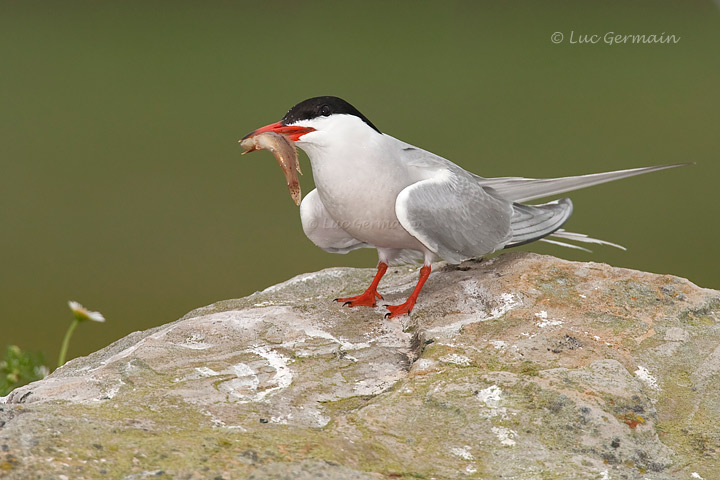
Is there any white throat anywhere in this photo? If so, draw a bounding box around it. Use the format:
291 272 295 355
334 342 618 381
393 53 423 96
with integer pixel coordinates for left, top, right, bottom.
293 116 421 249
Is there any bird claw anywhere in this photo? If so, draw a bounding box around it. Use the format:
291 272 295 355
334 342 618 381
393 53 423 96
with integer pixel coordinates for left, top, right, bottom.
384 301 415 319
336 290 381 308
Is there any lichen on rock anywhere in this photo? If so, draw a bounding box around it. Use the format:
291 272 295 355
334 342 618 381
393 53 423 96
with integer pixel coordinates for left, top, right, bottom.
1 252 719 479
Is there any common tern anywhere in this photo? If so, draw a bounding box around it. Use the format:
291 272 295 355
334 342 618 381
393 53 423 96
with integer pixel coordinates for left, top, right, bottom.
242 96 687 318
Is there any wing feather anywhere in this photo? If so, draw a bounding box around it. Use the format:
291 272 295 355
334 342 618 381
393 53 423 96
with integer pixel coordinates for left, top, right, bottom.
506 198 573 247
476 164 689 203
395 172 514 264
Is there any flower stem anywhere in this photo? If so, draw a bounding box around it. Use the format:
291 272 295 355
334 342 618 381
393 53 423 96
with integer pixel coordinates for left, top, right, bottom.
58 318 79 368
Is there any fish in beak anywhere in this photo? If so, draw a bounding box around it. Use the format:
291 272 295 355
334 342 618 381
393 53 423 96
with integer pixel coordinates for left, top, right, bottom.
240 125 313 206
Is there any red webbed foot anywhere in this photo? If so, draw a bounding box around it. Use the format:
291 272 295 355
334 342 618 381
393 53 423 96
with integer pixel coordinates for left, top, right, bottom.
336 290 383 308
384 299 417 318
334 262 388 309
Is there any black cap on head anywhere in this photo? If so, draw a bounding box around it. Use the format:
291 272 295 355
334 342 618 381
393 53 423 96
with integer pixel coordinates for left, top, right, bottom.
281 96 380 133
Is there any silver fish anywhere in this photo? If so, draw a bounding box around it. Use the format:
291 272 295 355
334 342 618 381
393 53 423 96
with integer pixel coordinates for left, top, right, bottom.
240 131 302 206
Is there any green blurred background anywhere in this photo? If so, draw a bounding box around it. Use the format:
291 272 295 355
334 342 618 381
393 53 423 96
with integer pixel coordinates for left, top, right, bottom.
1 1 718 364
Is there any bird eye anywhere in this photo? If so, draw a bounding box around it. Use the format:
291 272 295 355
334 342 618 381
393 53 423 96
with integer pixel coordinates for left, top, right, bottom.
320 105 331 116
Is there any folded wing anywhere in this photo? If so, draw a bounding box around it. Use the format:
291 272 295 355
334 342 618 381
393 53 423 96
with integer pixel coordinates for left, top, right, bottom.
395 172 514 264
506 199 574 247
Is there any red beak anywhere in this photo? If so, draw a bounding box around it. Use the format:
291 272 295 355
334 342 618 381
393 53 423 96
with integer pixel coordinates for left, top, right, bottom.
241 121 316 142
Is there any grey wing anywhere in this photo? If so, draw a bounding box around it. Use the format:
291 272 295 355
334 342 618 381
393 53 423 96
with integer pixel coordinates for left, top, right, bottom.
391 132 689 204
505 198 573 247
300 189 371 253
395 172 514 264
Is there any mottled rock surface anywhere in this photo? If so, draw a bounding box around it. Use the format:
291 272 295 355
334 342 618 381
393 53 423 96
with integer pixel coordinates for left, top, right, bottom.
1 252 719 479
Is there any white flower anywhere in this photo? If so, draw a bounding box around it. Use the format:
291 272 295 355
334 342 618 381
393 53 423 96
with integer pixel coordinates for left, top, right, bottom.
67 300 105 323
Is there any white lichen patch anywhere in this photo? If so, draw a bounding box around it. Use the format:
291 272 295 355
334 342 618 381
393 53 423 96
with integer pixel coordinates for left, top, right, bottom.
412 358 439 374
429 292 519 335
302 327 371 351
634 365 660 391
476 385 509 420
195 367 219 377
476 385 503 408
217 363 260 402
535 311 563 328
204 347 293 403
270 415 290 425
492 293 518 316
252 301 274 307
307 409 331 428
491 426 517 446
201 409 247 431
438 353 471 366
248 346 293 400
461 279 485 298
450 445 474 460
230 363 256 380
178 333 213 350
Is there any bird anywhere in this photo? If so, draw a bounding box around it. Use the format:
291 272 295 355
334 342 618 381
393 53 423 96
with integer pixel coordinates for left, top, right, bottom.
242 96 687 319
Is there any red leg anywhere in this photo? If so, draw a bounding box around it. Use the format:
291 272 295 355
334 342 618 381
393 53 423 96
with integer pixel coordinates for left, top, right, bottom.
385 265 431 318
336 262 388 308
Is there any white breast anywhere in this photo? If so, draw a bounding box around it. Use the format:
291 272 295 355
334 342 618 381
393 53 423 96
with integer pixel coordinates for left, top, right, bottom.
297 127 425 250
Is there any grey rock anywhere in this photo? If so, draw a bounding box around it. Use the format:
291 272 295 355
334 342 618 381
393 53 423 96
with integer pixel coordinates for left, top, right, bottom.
247 460 380 480
1 252 718 479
